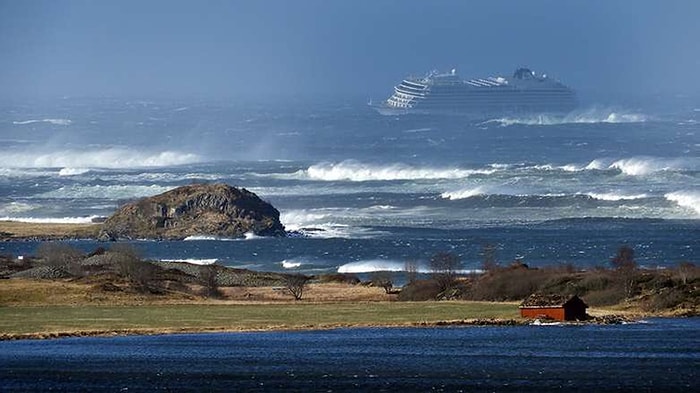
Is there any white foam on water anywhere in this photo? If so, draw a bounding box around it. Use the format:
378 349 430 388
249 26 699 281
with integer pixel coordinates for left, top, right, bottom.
337 260 407 273
0 148 201 169
281 260 302 269
441 187 487 200
302 160 495 182
584 192 649 201
280 209 331 231
13 118 73 126
0 202 35 215
665 191 700 216
36 184 173 199
608 157 688 176
0 215 101 224
481 108 648 127
183 235 237 241
160 259 218 265
58 167 90 176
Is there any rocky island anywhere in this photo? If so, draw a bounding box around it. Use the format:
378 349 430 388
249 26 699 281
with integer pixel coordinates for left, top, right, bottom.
98 183 286 241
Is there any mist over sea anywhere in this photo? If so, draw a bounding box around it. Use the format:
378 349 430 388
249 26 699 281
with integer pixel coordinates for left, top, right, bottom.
0 97 698 273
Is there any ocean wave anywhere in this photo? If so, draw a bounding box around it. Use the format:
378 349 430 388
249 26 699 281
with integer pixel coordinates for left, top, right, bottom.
280 210 331 231
337 260 408 273
0 215 101 224
281 260 302 269
36 184 173 199
58 167 91 176
0 202 35 215
13 118 72 126
337 260 482 274
441 187 487 200
160 258 218 265
301 161 495 182
0 148 200 169
583 192 649 201
481 108 647 127
183 235 237 241
665 191 700 215
608 157 691 176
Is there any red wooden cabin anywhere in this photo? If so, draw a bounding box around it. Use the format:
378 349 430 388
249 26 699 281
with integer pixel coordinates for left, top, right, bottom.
519 294 588 321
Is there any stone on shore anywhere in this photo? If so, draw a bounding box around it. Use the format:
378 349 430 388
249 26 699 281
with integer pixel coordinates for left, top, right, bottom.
98 183 285 240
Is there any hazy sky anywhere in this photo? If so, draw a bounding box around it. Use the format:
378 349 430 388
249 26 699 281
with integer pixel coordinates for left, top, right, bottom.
1 0 699 99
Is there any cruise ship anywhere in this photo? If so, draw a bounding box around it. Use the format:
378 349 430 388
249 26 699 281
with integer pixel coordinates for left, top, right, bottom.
372 67 576 116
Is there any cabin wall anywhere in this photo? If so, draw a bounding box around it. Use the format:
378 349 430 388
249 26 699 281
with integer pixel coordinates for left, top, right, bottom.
520 307 565 321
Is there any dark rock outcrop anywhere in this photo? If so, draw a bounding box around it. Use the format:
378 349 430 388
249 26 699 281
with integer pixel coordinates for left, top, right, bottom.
98 183 285 240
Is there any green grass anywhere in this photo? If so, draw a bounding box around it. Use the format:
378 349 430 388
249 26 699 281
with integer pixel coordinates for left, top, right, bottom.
0 302 519 337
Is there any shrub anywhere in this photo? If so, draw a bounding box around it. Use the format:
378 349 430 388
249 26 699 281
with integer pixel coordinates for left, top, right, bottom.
35 242 85 277
397 280 441 301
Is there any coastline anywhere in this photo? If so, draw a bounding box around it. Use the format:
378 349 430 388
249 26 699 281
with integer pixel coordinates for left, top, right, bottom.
1 221 695 341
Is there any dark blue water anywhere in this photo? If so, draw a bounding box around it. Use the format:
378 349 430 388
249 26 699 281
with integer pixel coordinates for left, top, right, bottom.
0 98 698 273
1 318 698 392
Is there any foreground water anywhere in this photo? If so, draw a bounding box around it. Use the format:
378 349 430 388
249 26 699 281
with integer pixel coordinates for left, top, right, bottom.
1 318 697 392
0 97 698 272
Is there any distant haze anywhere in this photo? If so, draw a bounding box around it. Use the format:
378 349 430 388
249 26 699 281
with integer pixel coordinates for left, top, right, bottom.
1 0 699 100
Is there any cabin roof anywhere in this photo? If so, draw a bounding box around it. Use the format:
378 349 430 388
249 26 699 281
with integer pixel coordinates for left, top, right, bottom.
519 294 587 308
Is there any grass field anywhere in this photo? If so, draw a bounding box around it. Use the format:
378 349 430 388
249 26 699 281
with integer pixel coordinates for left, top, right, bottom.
0 301 520 339
0 220 100 240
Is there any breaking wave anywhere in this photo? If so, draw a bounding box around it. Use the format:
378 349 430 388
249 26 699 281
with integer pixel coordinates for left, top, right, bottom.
0 202 35 215
13 118 73 126
337 260 409 273
0 148 200 169
441 187 488 200
337 260 482 274
160 259 218 265
0 215 101 224
665 191 700 215
281 260 302 269
584 192 649 201
301 161 495 182
58 167 91 176
36 184 173 199
482 109 647 127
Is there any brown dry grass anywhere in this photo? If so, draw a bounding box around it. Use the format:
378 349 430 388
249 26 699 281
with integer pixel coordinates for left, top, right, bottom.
0 221 101 240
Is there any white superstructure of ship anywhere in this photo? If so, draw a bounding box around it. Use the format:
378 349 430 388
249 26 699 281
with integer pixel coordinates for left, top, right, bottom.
373 67 576 116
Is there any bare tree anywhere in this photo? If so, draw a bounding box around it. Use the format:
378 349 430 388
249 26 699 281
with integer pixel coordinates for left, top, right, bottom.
678 261 695 285
430 251 461 292
480 243 499 273
284 274 310 301
611 245 637 298
110 243 155 291
371 271 394 294
35 242 85 276
404 259 419 284
199 264 222 298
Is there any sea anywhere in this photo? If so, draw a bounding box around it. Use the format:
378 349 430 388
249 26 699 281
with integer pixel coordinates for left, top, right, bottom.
0 96 697 273
0 97 699 390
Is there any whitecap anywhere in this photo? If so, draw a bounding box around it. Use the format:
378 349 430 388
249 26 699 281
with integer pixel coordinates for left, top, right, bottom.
281 260 302 269
36 184 173 199
481 108 647 127
13 118 73 126
665 191 700 215
0 215 101 224
337 260 407 273
584 192 649 201
441 187 487 200
58 167 90 176
160 258 218 265
303 160 495 182
0 202 35 215
0 148 201 169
